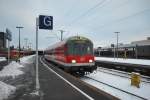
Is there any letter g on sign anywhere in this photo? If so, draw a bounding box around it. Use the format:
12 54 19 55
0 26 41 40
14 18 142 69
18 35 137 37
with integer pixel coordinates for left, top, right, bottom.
39 15 53 30
44 16 51 26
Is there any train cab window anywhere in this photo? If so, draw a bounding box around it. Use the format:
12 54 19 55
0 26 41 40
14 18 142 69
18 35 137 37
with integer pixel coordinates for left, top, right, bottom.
68 41 93 56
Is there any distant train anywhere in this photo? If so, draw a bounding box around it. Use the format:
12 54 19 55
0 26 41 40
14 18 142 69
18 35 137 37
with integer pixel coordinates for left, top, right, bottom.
44 36 97 75
0 50 34 59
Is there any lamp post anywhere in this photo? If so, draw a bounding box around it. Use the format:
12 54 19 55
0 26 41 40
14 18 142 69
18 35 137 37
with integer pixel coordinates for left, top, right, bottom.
114 32 120 58
16 26 24 60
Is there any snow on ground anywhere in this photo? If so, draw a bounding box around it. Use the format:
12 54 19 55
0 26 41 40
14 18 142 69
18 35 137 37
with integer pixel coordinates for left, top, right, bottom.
0 57 6 62
0 55 34 62
81 71 150 100
20 55 35 63
0 55 35 100
0 81 16 100
0 61 24 78
82 78 141 100
0 55 34 78
95 57 150 66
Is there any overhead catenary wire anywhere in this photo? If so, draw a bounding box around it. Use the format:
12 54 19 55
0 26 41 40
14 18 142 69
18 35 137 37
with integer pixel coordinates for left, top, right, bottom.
67 0 108 26
56 0 111 37
93 8 150 31
66 0 150 32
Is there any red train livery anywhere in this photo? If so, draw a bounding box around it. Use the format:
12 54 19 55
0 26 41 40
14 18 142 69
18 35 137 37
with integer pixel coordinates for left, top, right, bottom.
44 36 97 74
0 50 34 59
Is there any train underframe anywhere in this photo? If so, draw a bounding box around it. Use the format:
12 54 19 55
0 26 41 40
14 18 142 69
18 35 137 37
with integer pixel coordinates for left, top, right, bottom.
63 65 97 76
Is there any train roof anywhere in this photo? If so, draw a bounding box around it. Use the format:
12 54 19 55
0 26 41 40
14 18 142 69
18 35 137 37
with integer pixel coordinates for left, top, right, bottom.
45 36 93 50
66 36 92 42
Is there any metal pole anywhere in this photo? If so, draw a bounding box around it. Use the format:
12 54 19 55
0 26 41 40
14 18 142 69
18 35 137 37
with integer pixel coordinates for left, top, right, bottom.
114 46 115 58
24 38 28 50
60 30 62 41
114 32 120 58
8 40 10 63
59 30 65 41
16 26 23 60
135 44 138 59
117 32 118 58
36 18 40 93
19 28 20 58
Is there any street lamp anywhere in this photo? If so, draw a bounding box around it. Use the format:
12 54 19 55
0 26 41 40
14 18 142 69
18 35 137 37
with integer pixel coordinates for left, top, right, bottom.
29 42 32 50
114 32 120 58
16 26 24 59
24 38 28 50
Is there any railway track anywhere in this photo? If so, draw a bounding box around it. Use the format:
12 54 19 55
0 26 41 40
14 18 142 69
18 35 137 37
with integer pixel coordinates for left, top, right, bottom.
42 57 150 99
97 67 150 83
84 76 147 100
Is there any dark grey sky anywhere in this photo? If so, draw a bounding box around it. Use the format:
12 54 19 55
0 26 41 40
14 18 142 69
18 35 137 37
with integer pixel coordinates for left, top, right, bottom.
0 0 150 49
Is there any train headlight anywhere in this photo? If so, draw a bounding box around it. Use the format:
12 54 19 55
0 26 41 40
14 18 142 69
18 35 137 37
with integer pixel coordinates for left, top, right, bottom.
72 60 76 63
89 59 93 63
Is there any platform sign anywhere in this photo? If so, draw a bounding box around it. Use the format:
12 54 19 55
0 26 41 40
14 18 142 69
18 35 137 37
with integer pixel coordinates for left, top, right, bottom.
6 28 12 41
39 15 53 30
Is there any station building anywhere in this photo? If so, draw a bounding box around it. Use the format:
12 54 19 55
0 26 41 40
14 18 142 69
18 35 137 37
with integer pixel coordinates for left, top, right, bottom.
95 37 150 59
131 37 150 46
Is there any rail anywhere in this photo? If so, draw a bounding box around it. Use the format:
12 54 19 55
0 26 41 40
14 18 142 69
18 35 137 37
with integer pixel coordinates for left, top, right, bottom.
84 76 147 100
97 67 150 83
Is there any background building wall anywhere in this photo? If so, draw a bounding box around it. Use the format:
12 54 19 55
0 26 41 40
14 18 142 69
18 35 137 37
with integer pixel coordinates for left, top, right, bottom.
0 32 7 49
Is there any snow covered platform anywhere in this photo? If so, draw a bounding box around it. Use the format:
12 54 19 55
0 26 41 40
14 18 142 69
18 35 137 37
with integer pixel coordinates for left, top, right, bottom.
0 55 35 100
95 57 150 76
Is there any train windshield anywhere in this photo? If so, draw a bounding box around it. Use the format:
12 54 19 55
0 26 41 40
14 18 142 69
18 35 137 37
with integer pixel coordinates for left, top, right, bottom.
67 41 93 56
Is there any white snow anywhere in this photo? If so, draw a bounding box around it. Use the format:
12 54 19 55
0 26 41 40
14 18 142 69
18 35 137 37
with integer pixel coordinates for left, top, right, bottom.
0 61 24 78
95 57 150 66
0 57 6 62
82 79 141 100
0 55 35 100
0 55 34 78
0 81 16 100
81 70 150 100
20 55 35 63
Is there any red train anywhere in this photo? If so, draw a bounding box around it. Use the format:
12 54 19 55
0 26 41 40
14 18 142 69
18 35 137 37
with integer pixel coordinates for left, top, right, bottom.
0 50 34 59
44 36 97 75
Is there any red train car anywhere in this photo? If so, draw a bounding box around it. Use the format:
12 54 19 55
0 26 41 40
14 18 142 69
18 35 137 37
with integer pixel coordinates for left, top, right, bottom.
0 50 34 59
44 36 97 75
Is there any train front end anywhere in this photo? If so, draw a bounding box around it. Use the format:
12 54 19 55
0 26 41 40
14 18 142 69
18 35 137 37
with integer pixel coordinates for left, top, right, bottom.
65 36 96 73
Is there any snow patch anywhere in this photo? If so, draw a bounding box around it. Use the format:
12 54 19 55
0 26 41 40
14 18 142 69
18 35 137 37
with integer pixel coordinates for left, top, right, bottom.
95 57 150 66
0 81 16 100
20 55 35 63
82 71 150 100
0 57 6 62
0 61 24 78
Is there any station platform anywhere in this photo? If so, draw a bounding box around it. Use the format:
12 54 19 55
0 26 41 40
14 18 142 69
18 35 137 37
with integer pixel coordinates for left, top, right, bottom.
38 57 119 100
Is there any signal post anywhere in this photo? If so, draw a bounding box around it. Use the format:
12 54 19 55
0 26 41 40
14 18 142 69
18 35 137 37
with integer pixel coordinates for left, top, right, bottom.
35 15 53 94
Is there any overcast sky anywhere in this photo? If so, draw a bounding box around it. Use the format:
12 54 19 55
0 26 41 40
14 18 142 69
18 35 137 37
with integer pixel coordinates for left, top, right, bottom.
0 0 150 49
